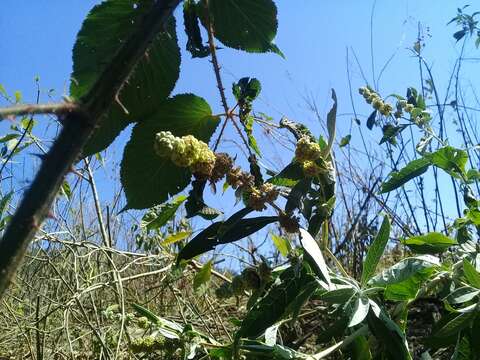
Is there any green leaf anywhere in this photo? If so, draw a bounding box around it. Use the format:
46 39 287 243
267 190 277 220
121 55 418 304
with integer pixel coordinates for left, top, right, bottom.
237 265 315 338
367 309 411 360
141 195 187 231
326 89 337 153
71 1 181 156
233 77 262 102
430 312 476 339
402 232 457 254
444 286 480 304
361 215 390 285
368 256 439 287
379 124 407 145
60 181 72 200
0 134 19 143
383 267 434 301
183 0 210 58
185 180 222 220
299 228 331 288
320 287 356 304
202 0 280 54
339 135 351 147
425 146 468 179
380 158 430 193
14 91 21 103
193 260 212 290
267 162 303 187
463 259 480 289
366 110 377 130
177 213 277 262
162 231 192 246
0 192 13 219
349 294 370 327
121 94 219 209
271 233 291 257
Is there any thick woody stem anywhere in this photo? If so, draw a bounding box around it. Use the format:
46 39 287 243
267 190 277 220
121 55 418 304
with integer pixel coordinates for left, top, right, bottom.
0 0 182 298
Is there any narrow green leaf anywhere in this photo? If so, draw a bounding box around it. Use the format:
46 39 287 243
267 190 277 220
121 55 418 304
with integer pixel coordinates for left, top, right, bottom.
61 181 72 200
463 259 480 289
141 195 187 231
177 214 277 262
162 231 192 246
380 158 430 193
193 260 212 290
326 89 337 154
299 228 331 288
431 312 476 339
367 309 411 360
361 216 390 285
444 286 480 304
0 192 13 219
402 232 457 254
121 94 219 209
271 233 290 257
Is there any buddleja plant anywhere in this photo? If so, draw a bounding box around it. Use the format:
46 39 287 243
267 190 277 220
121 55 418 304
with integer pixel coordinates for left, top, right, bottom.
351 82 480 358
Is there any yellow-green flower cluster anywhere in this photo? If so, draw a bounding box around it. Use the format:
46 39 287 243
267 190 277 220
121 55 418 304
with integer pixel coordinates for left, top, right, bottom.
359 87 393 116
295 136 322 162
294 136 330 178
154 131 216 178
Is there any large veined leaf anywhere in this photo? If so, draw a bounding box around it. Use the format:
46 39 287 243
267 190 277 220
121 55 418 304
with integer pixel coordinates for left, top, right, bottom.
402 232 457 254
71 1 181 156
367 310 411 360
299 228 331 288
121 94 219 209
237 265 316 339
201 0 281 54
361 216 390 285
177 208 277 262
380 158 430 193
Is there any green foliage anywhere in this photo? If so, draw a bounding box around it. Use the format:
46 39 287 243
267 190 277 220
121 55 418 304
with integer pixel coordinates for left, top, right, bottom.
402 232 457 254
380 158 430 193
120 94 219 209
361 215 390 285
71 0 181 156
201 0 281 55
236 264 316 339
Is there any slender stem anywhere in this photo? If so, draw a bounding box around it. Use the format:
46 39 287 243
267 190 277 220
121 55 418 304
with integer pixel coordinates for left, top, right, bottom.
0 102 79 120
204 1 252 156
84 157 110 247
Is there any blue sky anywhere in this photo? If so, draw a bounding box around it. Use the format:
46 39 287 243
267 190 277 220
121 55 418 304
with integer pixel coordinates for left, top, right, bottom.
1 1 478 254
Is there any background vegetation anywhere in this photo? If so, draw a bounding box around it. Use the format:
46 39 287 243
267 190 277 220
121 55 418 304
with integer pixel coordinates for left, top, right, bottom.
1 1 480 359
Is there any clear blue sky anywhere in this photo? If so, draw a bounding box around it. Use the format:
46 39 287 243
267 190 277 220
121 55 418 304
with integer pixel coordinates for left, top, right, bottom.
0 1 478 255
